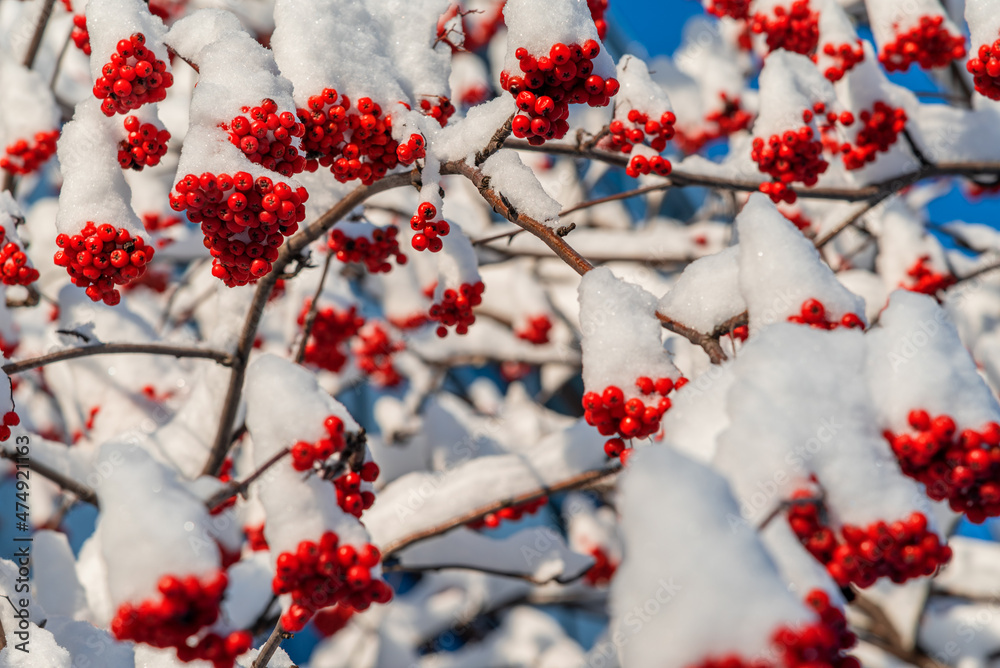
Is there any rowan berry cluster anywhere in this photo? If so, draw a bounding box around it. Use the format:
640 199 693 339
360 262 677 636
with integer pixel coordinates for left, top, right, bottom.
117 116 170 170
245 524 268 551
353 323 404 387
968 36 1000 100
583 546 617 586
290 415 346 472
516 314 553 345
885 411 1000 523
1 130 59 176
673 95 753 154
502 40 620 145
417 96 456 127
838 102 906 170
787 299 864 330
169 171 308 286
93 32 173 116
750 1 819 55
222 99 307 177
328 226 405 273
410 201 450 253
0 229 38 287
753 110 828 204
609 110 676 155
273 533 392 632
70 15 91 55
54 223 154 305
467 496 548 530
626 153 672 178
583 376 687 459
588 0 609 39
297 302 365 373
141 212 182 232
110 571 252 668
297 88 425 185
430 281 484 337
788 490 952 587
705 0 750 20
0 411 19 442
817 40 865 82
900 256 955 296
879 16 966 72
780 208 812 232
313 603 356 637
332 461 380 518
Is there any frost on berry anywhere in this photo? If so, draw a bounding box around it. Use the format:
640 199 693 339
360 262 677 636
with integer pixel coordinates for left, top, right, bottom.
0 59 61 177
612 446 825 668
55 99 153 305
579 267 681 458
867 0 966 72
502 0 619 145
0 193 40 287
602 55 675 175
868 292 1000 521
87 0 173 117
737 195 865 333
166 10 308 287
271 0 427 184
750 0 819 55
245 355 391 631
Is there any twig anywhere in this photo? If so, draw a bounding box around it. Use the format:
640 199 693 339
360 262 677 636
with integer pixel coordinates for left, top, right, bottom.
851 590 944 668
383 560 590 586
474 113 515 166
204 447 290 512
901 127 932 168
471 227 523 246
381 464 621 557
559 182 670 217
657 312 729 365
6 285 40 309
165 44 199 73
48 23 72 90
0 447 99 507
949 260 1000 287
251 621 287 668
294 252 334 364
2 343 233 376
815 198 890 249
22 0 57 70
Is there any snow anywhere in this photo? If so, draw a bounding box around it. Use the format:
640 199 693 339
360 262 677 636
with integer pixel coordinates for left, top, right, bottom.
754 50 836 140
434 96 517 162
866 0 960 50
0 57 60 149
658 363 735 463
966 0 1000 50
614 54 673 121
658 246 744 334
44 618 135 668
501 0 615 80
478 150 562 226
32 530 88 619
612 445 809 668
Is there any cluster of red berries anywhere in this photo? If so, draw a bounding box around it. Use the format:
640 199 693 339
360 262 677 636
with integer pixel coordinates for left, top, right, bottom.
223 99 307 178
93 32 173 116
516 314 553 345
780 207 812 232
273 533 392 632
879 15 966 72
313 603 356 637
429 281 485 337
410 201 450 253
0 411 20 442
353 323 404 387
787 299 864 330
328 226 405 273
816 40 865 82
468 496 548 530
688 589 858 668
705 0 750 20
673 95 754 154
839 102 906 170
297 88 425 185
583 376 687 458
588 0 609 39
417 96 456 127
1 130 59 176
54 223 154 305
583 546 617 586
968 37 1000 100
609 110 676 154
750 1 819 55
169 171 307 286
111 571 251 668
626 153 672 178
245 523 268 551
117 116 170 171
901 256 955 296
788 490 952 587
332 461 380 518
290 415 347 472
753 114 828 204
141 212 182 232
389 312 431 331
70 15 91 55
297 302 365 373
885 411 1000 523
0 229 38 287
502 40 620 145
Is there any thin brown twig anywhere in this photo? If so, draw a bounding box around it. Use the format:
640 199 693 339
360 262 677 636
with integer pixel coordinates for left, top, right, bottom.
251 621 287 668
205 447 290 512
383 560 590 586
22 0 57 70
0 447 99 507
2 343 233 376
475 113 515 166
294 252 334 365
657 312 729 365
48 22 72 90
559 182 670 217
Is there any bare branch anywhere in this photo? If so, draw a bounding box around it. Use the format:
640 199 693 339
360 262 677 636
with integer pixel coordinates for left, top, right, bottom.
251 621 288 668
205 447 290 512
2 343 234 376
474 113 515 166
559 182 670 217
23 0 57 70
0 447 99 507
657 312 729 365
383 560 590 586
